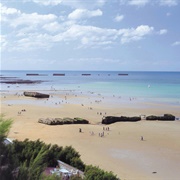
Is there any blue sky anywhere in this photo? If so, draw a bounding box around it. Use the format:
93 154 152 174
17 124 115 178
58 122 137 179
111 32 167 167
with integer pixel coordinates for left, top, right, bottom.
1 0 180 71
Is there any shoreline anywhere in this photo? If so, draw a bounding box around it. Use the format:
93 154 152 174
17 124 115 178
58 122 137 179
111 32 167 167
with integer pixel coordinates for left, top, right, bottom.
1 89 180 180
1 89 180 114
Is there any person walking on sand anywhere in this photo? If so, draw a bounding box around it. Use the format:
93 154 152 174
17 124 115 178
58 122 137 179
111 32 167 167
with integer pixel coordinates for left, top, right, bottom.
141 136 144 141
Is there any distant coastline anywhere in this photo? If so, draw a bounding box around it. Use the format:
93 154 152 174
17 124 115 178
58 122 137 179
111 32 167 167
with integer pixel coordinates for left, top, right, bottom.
1 70 180 106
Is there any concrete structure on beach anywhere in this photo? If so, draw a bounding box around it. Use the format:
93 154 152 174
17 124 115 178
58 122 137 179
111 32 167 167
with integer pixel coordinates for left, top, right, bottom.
45 160 84 179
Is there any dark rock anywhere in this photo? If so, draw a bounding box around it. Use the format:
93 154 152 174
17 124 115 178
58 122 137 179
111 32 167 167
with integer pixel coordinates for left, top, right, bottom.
146 115 158 120
159 114 175 121
146 114 175 121
74 117 89 124
24 91 49 98
38 117 89 125
62 117 74 124
102 116 141 124
129 116 142 121
1 79 44 84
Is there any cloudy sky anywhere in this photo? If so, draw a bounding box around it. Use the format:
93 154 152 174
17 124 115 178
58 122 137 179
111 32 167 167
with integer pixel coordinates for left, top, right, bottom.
1 0 180 71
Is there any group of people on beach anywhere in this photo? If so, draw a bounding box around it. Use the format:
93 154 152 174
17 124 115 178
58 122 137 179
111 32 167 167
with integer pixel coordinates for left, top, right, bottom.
79 126 110 138
79 127 144 141
17 109 26 115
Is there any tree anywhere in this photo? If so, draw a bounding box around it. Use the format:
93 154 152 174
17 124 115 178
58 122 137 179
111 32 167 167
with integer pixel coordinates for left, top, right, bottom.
0 114 13 140
0 114 13 179
84 165 119 180
17 146 48 180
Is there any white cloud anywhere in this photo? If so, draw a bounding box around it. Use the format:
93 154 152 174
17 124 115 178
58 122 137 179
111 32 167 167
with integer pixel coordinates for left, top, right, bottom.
128 0 150 6
1 3 156 51
159 0 178 6
0 3 21 22
52 24 154 48
1 4 57 51
46 23 117 49
62 0 106 8
158 29 168 35
10 13 57 28
172 41 180 46
42 22 64 33
0 3 21 15
23 0 62 6
119 0 178 6
11 33 53 51
68 9 102 20
23 0 179 8
0 35 8 51
24 0 106 8
52 24 116 44
114 14 124 22
119 25 154 44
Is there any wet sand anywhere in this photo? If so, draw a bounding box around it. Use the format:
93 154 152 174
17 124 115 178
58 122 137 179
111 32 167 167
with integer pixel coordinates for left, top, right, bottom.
1 90 180 180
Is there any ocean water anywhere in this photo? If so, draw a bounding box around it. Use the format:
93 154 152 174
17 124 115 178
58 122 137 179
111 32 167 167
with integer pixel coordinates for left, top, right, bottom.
1 70 180 106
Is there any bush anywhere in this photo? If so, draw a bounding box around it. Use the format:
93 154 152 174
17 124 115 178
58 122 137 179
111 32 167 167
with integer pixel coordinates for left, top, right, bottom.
84 165 119 180
7 140 85 173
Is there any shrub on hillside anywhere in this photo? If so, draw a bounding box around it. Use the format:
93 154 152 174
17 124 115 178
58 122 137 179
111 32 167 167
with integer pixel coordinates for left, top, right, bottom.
84 165 119 180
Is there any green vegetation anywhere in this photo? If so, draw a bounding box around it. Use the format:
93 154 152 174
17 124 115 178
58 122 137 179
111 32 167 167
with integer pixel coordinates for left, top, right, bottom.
0 114 13 140
0 115 119 180
84 165 118 180
17 146 48 180
0 115 14 180
6 139 85 172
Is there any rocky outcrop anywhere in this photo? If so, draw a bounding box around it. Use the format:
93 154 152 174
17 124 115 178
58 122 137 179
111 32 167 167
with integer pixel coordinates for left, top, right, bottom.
102 116 141 124
145 115 158 120
24 91 50 98
38 117 89 125
73 117 89 124
146 114 175 121
1 79 43 84
38 118 63 125
102 114 176 124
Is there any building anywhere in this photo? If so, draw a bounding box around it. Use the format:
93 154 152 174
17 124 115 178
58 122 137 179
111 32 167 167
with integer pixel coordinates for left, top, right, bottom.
45 160 84 179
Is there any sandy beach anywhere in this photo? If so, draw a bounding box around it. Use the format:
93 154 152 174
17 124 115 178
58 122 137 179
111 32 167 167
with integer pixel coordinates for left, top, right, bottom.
1 90 180 180
1 0 180 178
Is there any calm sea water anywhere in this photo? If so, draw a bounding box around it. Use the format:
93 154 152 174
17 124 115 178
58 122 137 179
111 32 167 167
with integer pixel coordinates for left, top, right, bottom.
1 70 180 105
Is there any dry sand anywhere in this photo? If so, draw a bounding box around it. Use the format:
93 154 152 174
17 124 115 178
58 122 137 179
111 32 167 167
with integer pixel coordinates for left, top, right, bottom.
1 90 180 180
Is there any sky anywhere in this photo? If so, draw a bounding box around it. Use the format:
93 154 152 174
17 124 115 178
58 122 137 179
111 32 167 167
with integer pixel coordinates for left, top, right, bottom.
1 0 180 71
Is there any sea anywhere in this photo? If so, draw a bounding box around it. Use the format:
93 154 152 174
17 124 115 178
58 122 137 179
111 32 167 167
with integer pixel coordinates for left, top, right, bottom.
1 70 180 106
